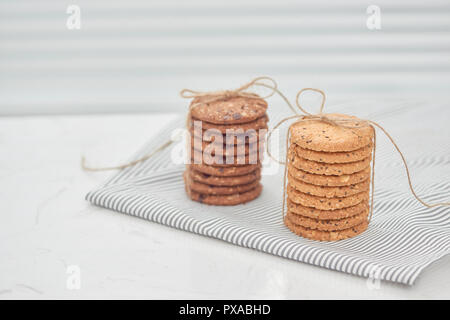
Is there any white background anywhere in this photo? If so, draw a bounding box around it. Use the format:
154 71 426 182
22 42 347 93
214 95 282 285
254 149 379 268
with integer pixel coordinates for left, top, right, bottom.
1 0 450 115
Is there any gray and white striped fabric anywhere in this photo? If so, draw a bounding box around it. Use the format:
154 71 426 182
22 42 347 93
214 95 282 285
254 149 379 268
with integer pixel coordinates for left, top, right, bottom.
86 100 450 285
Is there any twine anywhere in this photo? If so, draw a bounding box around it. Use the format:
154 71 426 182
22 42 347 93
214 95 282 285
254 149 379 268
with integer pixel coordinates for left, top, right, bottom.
81 139 174 172
267 88 450 222
181 76 296 129
82 76 294 171
180 76 295 112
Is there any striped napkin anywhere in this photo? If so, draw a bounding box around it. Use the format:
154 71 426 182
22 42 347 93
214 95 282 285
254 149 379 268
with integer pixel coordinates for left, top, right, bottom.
86 100 449 285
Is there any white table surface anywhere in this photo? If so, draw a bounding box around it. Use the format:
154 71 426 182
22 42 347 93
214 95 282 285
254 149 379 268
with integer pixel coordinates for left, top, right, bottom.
0 113 449 300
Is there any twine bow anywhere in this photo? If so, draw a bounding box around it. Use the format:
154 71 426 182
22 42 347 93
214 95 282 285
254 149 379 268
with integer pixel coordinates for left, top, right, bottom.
268 88 450 223
180 76 296 132
180 76 297 116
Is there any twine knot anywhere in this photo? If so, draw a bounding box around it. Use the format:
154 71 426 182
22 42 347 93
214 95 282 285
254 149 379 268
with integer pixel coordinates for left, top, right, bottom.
222 90 236 100
180 76 297 130
180 76 297 115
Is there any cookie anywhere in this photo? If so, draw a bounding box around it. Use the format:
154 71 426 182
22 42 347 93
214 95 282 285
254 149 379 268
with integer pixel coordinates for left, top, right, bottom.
288 165 371 187
192 128 265 145
184 171 260 195
190 115 268 133
191 149 263 166
190 163 260 177
284 215 368 241
185 183 263 205
286 209 368 231
288 173 370 198
289 149 371 175
287 199 369 220
293 143 372 164
287 185 368 210
191 137 264 156
189 168 261 186
289 114 374 152
190 96 268 124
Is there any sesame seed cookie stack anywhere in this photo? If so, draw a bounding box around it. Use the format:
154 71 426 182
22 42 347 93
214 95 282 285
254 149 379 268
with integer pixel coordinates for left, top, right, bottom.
184 96 268 205
285 113 374 241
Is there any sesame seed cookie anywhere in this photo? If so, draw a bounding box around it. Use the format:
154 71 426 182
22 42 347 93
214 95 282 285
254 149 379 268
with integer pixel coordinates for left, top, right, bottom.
284 215 368 241
286 209 368 231
287 185 368 210
293 143 372 164
185 182 263 205
190 163 260 177
189 168 261 187
190 96 268 125
184 171 260 195
287 199 369 220
288 173 370 198
288 165 371 187
289 149 371 176
289 114 374 152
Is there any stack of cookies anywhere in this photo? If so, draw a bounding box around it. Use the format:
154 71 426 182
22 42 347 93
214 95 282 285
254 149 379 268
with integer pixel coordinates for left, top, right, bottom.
284 114 374 241
184 95 268 205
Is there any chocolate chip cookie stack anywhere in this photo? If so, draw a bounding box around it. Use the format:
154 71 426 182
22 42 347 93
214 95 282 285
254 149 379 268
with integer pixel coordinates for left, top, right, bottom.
184 96 268 205
284 113 374 241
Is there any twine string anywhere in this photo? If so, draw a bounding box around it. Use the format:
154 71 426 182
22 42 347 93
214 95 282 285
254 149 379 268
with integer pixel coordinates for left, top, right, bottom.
268 88 450 221
82 76 294 172
367 120 449 209
181 76 297 128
